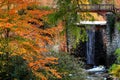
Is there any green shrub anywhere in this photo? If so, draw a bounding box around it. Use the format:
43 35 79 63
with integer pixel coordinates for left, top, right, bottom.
109 64 120 78
0 34 35 80
47 51 87 80
109 48 120 78
0 55 35 80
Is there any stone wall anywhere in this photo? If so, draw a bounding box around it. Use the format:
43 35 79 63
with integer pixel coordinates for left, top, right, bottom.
106 12 120 66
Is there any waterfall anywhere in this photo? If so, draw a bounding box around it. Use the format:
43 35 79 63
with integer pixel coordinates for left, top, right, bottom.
86 26 95 65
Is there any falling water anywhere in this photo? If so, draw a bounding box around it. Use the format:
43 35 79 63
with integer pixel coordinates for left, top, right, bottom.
86 26 95 65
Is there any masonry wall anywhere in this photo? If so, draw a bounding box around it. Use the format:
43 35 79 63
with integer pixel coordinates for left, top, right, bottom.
106 12 120 66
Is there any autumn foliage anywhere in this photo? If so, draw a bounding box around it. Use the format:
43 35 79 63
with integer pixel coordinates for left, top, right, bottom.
0 0 62 79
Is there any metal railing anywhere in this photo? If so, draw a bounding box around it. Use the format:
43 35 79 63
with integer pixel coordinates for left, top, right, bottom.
77 4 115 12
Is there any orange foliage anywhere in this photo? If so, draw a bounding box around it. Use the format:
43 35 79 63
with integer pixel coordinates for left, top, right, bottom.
0 0 61 79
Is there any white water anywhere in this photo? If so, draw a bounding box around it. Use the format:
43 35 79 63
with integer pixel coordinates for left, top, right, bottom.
86 26 95 65
86 66 105 72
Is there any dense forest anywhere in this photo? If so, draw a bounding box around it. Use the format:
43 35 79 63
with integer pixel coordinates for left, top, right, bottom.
0 0 120 80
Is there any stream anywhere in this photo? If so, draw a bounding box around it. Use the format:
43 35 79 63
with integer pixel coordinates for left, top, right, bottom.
85 66 115 80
